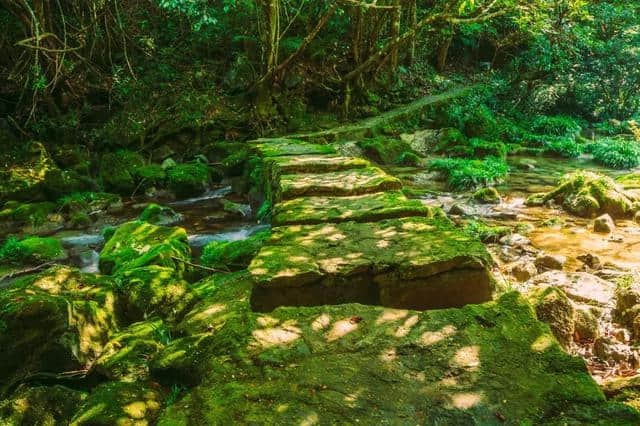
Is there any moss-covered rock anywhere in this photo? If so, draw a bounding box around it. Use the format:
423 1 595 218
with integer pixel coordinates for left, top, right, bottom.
275 167 402 202
139 203 183 226
265 155 369 176
357 137 418 165
526 172 638 218
71 381 164 425
99 221 190 275
58 192 122 214
114 266 195 322
0 141 59 202
42 169 94 200
272 190 438 226
254 138 336 158
527 286 575 349
166 162 210 198
92 319 167 382
250 217 494 312
0 201 57 225
99 150 145 194
200 230 271 270
156 290 639 424
0 267 118 395
472 187 501 204
0 385 87 425
604 376 640 412
0 236 65 264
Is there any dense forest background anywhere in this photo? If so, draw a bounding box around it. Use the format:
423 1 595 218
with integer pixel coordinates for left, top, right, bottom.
1 0 638 150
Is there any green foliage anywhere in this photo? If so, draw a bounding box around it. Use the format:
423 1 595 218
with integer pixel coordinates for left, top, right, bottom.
531 115 582 136
0 237 29 263
396 152 421 166
100 150 145 194
200 230 271 271
587 139 640 169
542 137 583 158
358 137 418 165
167 162 210 198
429 157 509 190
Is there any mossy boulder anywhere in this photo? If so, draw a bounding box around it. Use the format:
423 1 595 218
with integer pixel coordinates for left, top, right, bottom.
71 381 164 425
58 192 122 214
42 169 94 200
0 236 65 264
99 150 145 194
472 187 501 204
200 230 271 271
0 141 59 202
92 319 167 382
0 385 87 425
99 221 190 275
114 266 195 322
139 203 183 226
167 162 210 198
526 172 638 218
249 217 494 312
604 376 640 412
156 290 639 424
527 286 575 349
0 201 56 225
0 267 118 396
357 137 419 165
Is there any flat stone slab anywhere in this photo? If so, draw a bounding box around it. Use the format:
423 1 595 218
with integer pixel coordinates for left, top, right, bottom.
265 155 370 175
254 139 336 157
272 190 433 226
276 167 402 201
158 284 637 425
249 217 493 311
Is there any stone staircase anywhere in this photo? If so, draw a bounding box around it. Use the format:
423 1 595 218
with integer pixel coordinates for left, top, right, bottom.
248 138 495 312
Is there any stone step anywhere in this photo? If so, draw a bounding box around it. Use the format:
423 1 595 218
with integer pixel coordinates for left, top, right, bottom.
265 155 370 175
276 167 402 201
272 191 435 226
249 217 493 312
254 138 336 157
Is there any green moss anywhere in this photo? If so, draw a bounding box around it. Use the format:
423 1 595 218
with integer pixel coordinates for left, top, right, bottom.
135 164 166 186
0 385 87 425
167 162 210 198
139 203 183 226
0 141 59 202
357 137 417 165
254 138 336 158
526 171 638 218
1 201 57 225
472 187 501 204
69 211 92 228
201 230 271 270
396 151 421 166
257 200 272 223
99 150 145 194
0 236 64 264
58 192 122 213
99 221 190 275
71 381 164 425
464 220 511 243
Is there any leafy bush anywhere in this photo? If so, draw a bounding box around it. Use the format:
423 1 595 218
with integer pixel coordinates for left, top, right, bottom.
0 237 29 263
543 137 583 158
429 157 509 190
587 138 640 169
531 115 582 136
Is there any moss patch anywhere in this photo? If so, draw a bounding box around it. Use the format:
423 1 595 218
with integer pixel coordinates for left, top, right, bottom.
201 230 271 271
166 162 210 198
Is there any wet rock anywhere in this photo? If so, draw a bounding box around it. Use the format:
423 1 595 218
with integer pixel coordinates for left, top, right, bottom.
509 261 538 282
594 214 615 233
449 203 473 216
167 162 211 198
535 253 566 271
635 211 640 225
473 187 501 204
139 203 184 226
527 271 614 307
499 233 531 247
0 267 118 393
574 306 599 342
603 375 640 411
577 253 602 270
0 141 59 202
98 221 190 275
527 287 575 349
526 171 638 219
594 336 637 363
614 277 640 339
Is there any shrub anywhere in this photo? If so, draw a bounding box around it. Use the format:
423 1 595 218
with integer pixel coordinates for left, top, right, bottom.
167 162 210 197
543 137 583 158
429 157 509 190
531 115 582 136
588 138 640 169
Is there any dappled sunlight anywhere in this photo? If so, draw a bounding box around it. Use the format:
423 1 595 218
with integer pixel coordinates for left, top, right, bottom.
449 392 484 410
394 315 419 337
376 308 408 325
451 346 481 371
299 412 319 426
326 317 360 342
379 347 398 362
531 334 555 352
312 313 331 331
257 315 280 327
186 303 227 324
419 325 457 346
252 324 302 349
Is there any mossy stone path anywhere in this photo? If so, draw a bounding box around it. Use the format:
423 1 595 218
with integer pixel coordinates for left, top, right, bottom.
250 138 495 311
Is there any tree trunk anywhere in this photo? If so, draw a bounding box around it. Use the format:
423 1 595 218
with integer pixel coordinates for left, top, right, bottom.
406 0 417 66
389 0 401 73
437 32 452 72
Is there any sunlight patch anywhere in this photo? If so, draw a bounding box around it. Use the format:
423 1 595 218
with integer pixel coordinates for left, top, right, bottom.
312 313 331 331
531 334 555 352
252 325 302 348
376 309 408 325
450 392 483 410
419 325 457 346
394 315 419 337
326 318 359 342
451 345 480 371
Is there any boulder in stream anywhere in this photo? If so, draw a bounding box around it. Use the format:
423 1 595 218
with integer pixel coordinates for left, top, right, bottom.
594 214 616 233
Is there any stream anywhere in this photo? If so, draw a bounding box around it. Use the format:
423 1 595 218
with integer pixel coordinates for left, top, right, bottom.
389 155 640 384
